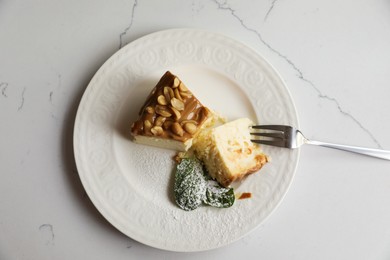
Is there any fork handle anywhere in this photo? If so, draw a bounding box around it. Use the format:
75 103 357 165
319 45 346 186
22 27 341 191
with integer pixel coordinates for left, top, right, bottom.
306 140 390 160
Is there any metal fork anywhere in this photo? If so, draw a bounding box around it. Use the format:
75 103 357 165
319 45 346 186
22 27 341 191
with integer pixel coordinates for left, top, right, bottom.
251 125 390 160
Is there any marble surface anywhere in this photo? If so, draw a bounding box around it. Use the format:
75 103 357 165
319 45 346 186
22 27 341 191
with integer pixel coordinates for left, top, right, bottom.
1 0 390 259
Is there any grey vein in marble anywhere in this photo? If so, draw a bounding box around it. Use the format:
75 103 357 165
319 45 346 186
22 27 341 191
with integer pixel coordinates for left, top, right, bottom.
49 75 62 104
264 0 278 21
49 74 63 120
1 82 8 97
211 0 382 148
39 224 55 245
17 87 26 111
211 0 305 76
299 78 382 148
119 0 138 49
49 91 54 103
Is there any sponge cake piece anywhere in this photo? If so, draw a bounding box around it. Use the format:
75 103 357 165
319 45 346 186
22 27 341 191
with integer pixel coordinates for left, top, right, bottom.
193 118 268 187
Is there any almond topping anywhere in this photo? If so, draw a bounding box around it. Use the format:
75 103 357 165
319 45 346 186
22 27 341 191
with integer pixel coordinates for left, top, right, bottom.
180 120 198 126
157 95 168 105
163 86 174 103
174 88 183 101
145 106 154 114
173 77 180 88
171 97 184 111
183 122 197 134
170 106 181 120
179 82 188 92
151 126 163 136
180 91 192 98
155 105 172 117
154 116 166 126
162 120 173 130
144 120 152 132
171 122 184 136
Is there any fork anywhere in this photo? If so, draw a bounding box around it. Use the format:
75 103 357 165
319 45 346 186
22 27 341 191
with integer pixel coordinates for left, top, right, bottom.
251 125 390 160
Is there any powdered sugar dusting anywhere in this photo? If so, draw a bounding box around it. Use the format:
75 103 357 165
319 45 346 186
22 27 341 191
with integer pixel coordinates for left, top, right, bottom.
115 138 268 251
122 144 250 249
126 144 175 205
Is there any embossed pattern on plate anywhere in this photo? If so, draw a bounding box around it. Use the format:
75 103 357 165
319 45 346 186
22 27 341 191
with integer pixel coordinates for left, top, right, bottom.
73 29 299 252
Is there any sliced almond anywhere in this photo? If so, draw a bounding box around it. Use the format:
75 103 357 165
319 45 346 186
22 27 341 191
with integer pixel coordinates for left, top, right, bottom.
155 105 172 117
145 106 154 114
168 87 175 99
163 86 174 103
183 122 197 134
180 119 198 126
151 126 163 136
144 119 152 132
157 95 168 105
170 106 181 120
180 91 192 98
179 82 188 92
162 120 173 130
174 88 183 101
171 97 184 111
154 116 166 126
172 77 180 88
171 122 184 137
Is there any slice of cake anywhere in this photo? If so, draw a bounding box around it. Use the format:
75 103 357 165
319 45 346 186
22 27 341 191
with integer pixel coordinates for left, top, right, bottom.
193 118 268 187
131 71 216 151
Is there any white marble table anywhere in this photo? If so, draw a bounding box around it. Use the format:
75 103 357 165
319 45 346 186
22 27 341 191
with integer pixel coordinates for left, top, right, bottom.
1 1 390 259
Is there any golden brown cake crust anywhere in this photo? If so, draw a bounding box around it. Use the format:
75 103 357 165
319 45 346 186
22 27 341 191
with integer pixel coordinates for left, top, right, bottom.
221 154 269 187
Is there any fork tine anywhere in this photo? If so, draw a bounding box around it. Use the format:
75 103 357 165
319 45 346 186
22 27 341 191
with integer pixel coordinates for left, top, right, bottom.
251 139 286 148
251 125 289 131
250 132 285 139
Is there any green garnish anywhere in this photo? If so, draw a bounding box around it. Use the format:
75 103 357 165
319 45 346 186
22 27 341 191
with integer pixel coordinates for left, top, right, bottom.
204 181 235 208
174 158 235 211
174 158 207 211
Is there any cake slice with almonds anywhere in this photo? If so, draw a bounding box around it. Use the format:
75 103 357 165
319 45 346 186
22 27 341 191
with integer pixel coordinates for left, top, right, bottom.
131 71 217 151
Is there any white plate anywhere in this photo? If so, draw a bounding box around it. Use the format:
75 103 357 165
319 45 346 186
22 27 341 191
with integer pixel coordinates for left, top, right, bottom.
73 29 299 252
